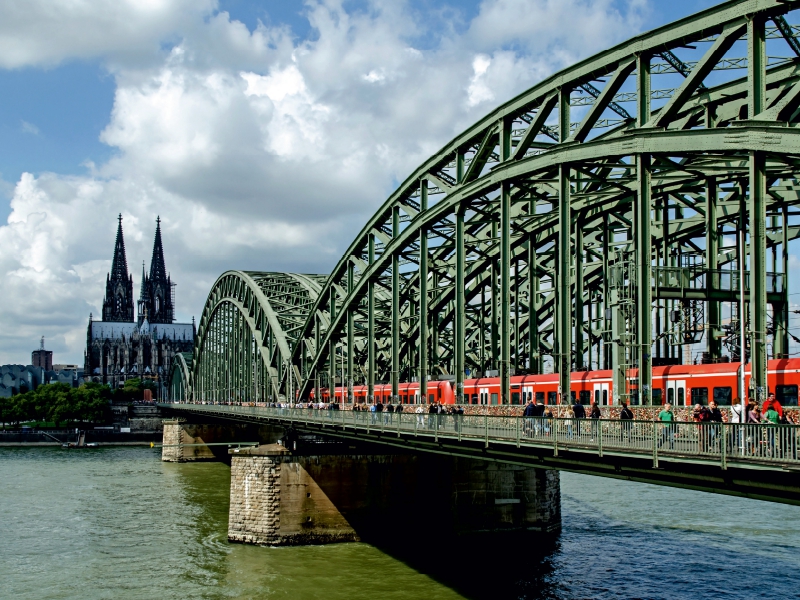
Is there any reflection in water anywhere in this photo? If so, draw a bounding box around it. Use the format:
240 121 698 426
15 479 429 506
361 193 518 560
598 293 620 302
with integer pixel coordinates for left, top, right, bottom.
1 446 800 599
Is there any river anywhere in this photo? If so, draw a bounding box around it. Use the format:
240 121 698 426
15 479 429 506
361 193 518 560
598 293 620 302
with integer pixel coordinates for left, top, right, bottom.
1 446 798 599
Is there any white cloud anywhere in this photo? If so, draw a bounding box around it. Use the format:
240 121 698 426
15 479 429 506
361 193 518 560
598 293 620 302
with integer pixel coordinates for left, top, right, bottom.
0 0 648 363
20 120 40 135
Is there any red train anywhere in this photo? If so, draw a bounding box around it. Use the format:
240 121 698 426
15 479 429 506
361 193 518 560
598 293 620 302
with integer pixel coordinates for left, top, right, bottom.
311 358 800 407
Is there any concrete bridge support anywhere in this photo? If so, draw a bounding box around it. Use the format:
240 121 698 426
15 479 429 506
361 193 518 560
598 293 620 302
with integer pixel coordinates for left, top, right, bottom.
160 419 283 462
227 446 560 546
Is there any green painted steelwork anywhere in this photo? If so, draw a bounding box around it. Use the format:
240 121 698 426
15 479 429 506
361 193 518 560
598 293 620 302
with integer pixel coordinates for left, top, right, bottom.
168 0 800 409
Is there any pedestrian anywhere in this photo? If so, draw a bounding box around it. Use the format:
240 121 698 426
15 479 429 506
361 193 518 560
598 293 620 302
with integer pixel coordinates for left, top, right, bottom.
708 400 723 450
590 400 601 441
415 403 424 426
523 399 536 437
370 401 377 424
571 396 585 438
620 401 634 442
534 398 545 436
764 402 781 456
730 398 744 453
692 403 711 451
386 401 394 424
658 402 675 449
428 402 436 429
762 392 784 420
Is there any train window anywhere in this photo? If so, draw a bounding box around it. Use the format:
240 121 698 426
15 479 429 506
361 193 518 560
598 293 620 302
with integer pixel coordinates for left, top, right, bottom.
776 385 799 406
428 394 435 404
511 392 520 405
677 387 684 406
602 389 608 405
630 391 639 405
491 393 498 405
691 387 708 405
667 387 674 404
570 391 576 402
594 390 600 404
652 389 663 405
580 391 591 404
712 387 732 405
547 391 557 404
536 392 545 402
470 394 478 404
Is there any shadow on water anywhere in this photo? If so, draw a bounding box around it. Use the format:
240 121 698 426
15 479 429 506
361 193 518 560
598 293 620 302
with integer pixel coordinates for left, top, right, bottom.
361 530 562 600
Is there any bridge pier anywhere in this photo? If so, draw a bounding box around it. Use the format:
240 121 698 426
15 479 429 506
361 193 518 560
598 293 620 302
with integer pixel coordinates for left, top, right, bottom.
160 419 283 462
227 446 560 546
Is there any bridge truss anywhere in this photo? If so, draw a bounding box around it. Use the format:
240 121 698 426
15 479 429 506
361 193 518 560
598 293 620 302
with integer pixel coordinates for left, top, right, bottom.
176 0 800 407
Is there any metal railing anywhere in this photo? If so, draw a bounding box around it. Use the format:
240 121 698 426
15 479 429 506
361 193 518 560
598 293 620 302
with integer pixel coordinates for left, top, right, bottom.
161 404 800 470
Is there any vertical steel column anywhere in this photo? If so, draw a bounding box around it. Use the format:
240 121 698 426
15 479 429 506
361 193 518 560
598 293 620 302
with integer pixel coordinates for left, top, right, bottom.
706 177 721 359
602 212 610 370
557 86 572 404
329 286 337 404
491 220 499 373
749 15 767 401
637 53 651 126
455 204 465 404
574 225 584 370
347 263 354 403
750 153 768 401
777 205 790 358
662 199 671 360
391 206 400 403
419 180 429 402
500 180 511 405
527 212 540 373
368 234 375 404
637 153 653 405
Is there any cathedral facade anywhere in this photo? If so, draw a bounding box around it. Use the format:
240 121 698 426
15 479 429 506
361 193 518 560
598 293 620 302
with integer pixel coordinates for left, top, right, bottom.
85 216 195 394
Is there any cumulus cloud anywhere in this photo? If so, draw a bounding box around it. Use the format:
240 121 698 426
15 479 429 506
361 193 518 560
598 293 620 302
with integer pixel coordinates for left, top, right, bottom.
0 0 648 363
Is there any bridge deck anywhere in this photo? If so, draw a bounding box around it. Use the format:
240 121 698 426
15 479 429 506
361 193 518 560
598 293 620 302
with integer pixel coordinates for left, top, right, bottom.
161 403 800 505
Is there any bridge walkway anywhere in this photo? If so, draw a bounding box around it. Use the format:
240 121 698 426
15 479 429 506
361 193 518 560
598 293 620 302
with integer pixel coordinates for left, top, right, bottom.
160 403 800 505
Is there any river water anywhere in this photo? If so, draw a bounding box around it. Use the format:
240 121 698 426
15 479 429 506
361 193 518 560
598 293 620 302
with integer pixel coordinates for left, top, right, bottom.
1 446 799 600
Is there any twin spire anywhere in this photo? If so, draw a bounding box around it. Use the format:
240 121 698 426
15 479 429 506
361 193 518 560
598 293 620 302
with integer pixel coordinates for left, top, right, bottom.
102 215 174 325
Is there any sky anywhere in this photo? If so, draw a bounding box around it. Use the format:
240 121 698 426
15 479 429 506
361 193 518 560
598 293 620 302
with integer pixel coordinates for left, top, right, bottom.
0 0 742 365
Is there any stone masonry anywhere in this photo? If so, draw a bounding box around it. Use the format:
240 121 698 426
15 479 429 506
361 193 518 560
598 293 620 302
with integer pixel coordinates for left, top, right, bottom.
227 446 560 546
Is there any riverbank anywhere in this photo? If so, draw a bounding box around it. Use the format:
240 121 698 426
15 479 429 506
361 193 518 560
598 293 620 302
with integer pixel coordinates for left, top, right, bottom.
0 430 162 446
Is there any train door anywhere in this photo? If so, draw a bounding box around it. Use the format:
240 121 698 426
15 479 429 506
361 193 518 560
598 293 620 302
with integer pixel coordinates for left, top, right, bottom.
523 385 533 404
667 380 686 406
479 387 489 405
593 383 610 406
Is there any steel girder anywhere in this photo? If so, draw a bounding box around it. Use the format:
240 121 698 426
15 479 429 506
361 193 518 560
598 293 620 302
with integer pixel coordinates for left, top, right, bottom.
190 271 325 402
190 0 800 407
168 351 192 401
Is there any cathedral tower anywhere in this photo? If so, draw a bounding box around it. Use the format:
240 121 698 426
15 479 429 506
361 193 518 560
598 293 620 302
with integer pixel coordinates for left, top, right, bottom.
101 214 135 322
138 217 175 325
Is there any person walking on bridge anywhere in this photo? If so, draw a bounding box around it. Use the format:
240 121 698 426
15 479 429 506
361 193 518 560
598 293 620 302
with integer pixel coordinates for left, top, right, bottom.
658 403 675 450
620 402 634 442
523 399 536 437
590 400 601 440
571 397 585 439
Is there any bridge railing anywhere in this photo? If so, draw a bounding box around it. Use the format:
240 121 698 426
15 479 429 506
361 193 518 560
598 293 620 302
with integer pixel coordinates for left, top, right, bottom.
162 404 800 468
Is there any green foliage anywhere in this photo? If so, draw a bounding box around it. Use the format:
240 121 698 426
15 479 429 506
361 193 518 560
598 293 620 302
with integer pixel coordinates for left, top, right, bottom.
0 382 112 428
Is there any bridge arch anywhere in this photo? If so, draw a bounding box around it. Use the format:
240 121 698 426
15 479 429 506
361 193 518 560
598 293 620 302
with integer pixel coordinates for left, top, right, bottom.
167 351 192 401
191 271 326 402
192 0 800 407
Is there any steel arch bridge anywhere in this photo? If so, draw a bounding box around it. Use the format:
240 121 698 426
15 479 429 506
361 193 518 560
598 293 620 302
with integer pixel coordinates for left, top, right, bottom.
177 0 800 408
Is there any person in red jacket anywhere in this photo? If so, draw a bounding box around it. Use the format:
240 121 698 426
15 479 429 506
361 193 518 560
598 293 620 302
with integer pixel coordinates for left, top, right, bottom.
762 393 784 418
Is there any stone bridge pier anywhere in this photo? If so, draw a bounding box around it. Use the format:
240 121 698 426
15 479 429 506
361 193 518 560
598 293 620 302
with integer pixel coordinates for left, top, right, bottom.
160 419 283 462
227 445 560 545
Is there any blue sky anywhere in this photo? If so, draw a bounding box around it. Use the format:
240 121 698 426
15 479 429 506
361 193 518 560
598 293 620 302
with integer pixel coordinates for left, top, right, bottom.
0 0 717 220
0 0 772 364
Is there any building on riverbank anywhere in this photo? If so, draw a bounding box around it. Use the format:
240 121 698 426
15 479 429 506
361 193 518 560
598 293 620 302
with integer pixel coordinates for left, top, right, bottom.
84 216 195 393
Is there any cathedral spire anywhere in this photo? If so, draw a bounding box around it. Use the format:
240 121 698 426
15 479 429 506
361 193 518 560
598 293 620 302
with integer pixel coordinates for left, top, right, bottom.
102 214 135 322
138 216 174 325
149 216 167 282
110 214 129 282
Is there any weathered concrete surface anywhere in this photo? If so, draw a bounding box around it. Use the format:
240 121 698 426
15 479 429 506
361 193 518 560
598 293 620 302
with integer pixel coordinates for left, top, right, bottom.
161 421 283 462
227 447 560 546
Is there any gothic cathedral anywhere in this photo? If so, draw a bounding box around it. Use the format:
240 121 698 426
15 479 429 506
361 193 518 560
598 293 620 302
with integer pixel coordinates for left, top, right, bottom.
85 216 195 393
